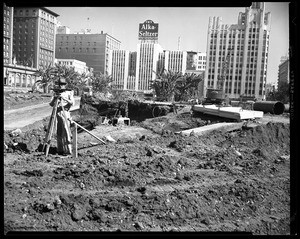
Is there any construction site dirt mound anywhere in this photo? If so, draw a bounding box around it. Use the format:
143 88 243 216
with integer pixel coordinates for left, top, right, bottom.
4 114 290 234
4 91 52 110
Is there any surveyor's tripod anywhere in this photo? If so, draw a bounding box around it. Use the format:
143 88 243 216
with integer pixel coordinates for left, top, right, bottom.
42 96 71 157
42 95 106 157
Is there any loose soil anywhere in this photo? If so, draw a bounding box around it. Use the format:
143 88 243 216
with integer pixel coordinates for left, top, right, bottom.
3 94 291 235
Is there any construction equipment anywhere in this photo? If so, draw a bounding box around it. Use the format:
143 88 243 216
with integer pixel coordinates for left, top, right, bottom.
204 47 233 105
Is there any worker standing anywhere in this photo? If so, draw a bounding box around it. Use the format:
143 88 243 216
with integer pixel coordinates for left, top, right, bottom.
49 78 75 156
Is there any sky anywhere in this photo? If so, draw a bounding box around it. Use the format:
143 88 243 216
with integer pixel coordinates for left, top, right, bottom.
48 2 290 85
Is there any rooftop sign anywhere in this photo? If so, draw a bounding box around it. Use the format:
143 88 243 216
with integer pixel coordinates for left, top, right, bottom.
138 20 159 41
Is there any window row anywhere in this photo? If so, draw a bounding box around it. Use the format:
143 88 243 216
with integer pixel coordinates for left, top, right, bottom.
3 30 10 36
4 9 11 16
58 47 97 53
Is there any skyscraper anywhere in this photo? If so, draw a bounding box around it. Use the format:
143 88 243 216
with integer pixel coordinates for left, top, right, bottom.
163 50 187 73
3 3 14 66
136 42 164 92
108 50 130 90
205 2 271 100
12 7 59 68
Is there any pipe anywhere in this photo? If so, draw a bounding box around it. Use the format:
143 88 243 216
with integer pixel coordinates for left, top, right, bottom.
253 101 285 115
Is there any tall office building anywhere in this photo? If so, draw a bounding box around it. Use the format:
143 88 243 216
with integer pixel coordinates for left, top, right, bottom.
136 42 164 92
205 2 271 100
3 3 14 65
55 31 121 76
163 50 187 73
107 50 137 91
108 50 130 90
277 56 289 90
12 7 59 68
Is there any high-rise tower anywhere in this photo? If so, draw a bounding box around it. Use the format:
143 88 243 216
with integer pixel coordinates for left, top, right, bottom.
13 7 59 68
205 2 271 100
136 42 164 92
3 3 14 66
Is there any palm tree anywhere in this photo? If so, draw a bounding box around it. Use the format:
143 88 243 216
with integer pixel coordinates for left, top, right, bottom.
175 73 203 102
33 63 56 93
75 72 91 95
151 70 183 102
90 73 113 95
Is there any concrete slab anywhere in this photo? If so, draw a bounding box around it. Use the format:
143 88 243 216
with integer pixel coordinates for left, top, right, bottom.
192 104 263 121
176 122 244 136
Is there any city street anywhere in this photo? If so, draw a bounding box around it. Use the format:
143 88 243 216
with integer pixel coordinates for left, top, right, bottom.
4 97 80 131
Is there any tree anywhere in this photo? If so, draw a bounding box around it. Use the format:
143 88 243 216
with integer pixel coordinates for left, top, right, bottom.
33 63 56 93
90 73 113 95
151 70 203 102
74 72 91 95
266 82 289 104
151 70 183 102
175 73 203 102
33 63 82 94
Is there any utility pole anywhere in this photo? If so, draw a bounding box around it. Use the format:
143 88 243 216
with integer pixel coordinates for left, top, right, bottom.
177 36 181 51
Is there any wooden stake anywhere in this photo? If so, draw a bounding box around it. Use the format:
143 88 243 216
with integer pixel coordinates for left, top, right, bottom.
72 123 78 158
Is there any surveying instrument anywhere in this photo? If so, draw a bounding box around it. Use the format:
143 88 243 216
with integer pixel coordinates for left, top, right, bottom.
42 78 106 158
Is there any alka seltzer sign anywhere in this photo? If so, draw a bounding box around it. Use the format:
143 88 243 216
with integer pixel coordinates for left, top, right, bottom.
138 20 159 40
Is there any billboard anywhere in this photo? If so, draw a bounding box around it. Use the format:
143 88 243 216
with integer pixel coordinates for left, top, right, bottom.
138 20 159 41
186 51 198 70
